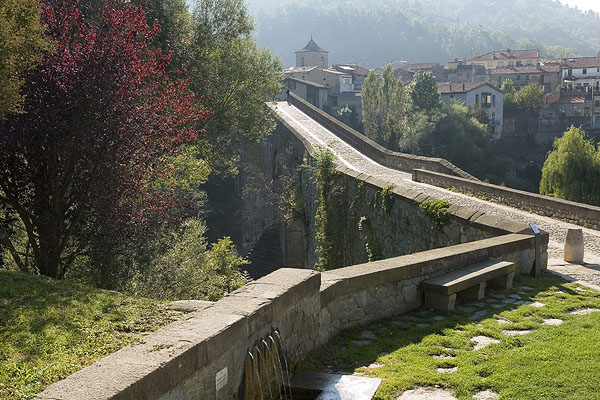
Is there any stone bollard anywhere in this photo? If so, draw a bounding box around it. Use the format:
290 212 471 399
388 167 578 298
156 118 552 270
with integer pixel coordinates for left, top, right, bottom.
564 228 584 263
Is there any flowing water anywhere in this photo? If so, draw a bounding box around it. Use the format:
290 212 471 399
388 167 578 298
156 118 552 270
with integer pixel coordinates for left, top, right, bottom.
244 329 297 400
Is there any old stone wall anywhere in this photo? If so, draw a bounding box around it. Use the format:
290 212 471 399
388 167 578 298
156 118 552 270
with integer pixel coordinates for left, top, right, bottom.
37 231 542 400
287 93 478 180
37 99 549 400
413 168 600 230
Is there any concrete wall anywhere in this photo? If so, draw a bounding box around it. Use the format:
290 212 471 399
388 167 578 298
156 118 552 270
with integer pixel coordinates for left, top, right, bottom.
413 168 600 230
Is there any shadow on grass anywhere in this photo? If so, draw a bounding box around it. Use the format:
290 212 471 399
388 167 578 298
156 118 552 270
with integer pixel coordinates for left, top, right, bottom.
299 272 583 375
0 270 174 398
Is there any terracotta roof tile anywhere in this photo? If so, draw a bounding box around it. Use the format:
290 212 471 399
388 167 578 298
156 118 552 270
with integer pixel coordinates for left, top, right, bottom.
469 49 539 62
437 82 498 94
564 57 600 68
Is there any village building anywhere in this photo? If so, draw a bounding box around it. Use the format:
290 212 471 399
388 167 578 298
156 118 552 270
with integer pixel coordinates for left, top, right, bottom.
437 82 504 138
295 37 329 68
487 63 561 93
444 59 487 83
466 49 540 70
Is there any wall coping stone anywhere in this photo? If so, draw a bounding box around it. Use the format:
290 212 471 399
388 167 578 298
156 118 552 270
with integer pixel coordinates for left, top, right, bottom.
413 168 600 230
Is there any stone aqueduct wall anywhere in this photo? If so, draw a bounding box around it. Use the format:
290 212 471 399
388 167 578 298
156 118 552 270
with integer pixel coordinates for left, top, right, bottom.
413 169 600 230
38 100 550 399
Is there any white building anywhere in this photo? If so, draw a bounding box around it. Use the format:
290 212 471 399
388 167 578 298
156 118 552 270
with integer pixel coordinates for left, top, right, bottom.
437 82 504 139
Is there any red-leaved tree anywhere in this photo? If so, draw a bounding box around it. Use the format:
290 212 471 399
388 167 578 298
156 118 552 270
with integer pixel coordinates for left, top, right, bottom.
0 0 208 278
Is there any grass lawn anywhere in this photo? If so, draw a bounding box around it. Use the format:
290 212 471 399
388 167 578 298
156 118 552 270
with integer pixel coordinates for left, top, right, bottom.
0 270 183 399
299 273 600 400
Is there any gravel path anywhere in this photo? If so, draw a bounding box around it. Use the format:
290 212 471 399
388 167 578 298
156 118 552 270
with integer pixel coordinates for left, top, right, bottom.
271 102 600 286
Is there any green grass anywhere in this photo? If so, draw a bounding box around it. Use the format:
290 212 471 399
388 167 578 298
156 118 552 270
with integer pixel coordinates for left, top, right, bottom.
0 271 183 399
299 273 600 400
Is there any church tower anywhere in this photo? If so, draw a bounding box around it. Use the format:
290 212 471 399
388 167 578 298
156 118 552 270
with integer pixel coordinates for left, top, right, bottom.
295 37 329 68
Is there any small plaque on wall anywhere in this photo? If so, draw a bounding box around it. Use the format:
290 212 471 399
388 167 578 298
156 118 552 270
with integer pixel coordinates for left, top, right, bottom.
216 367 228 392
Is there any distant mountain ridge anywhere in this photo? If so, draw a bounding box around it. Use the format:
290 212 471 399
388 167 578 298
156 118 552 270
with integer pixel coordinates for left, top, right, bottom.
248 0 600 67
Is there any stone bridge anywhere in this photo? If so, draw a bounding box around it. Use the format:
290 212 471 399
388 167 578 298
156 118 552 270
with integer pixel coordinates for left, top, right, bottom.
265 93 600 273
38 93 600 399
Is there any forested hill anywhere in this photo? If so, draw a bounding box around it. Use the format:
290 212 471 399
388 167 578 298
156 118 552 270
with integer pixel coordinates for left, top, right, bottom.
249 0 600 67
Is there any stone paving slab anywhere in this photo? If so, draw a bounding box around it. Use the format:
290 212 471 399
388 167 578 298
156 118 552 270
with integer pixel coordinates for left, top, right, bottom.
290 371 381 400
397 387 457 400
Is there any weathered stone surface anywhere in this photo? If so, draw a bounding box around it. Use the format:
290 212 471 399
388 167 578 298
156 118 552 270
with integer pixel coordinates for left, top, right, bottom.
290 372 381 400
473 390 499 399
166 300 213 313
437 366 458 373
564 228 584 263
543 319 563 326
471 336 500 350
570 308 600 315
397 387 458 400
502 330 533 336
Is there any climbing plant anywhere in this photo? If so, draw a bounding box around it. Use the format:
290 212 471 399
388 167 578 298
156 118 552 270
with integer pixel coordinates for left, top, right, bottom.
310 148 341 271
381 184 397 214
419 199 451 228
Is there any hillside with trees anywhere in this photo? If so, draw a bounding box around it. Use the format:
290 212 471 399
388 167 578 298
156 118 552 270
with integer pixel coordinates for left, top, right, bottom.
251 0 599 66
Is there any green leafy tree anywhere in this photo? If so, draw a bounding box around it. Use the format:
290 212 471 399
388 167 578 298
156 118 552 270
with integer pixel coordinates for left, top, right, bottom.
0 0 51 117
186 0 282 173
409 71 440 112
501 79 518 114
361 70 379 142
378 64 396 146
540 126 600 205
133 0 191 71
398 103 489 172
127 219 249 301
515 83 543 113
335 104 362 131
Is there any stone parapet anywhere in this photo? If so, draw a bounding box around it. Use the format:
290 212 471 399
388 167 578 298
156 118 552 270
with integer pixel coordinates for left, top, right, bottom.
38 231 542 399
413 168 600 230
284 93 477 180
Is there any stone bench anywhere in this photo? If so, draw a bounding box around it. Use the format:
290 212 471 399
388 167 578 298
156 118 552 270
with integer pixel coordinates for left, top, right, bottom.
421 260 515 311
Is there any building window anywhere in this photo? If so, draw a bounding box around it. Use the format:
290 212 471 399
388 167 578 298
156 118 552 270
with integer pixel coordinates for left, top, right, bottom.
476 94 479 104
517 61 522 67
492 94 496 107
481 92 492 108
516 74 521 81
595 100 600 107
301 57 305 67
584 68 588 75
321 56 325 67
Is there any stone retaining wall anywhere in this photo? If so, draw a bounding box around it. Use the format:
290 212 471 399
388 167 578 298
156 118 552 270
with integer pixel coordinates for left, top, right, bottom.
37 232 542 400
413 168 600 230
286 93 477 180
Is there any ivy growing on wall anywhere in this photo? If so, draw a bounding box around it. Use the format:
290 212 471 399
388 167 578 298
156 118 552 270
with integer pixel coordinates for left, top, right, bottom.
381 184 397 213
310 147 341 271
419 199 451 228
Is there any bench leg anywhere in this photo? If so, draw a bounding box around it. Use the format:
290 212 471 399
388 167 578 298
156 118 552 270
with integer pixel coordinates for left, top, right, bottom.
488 272 514 290
458 282 486 301
424 292 457 312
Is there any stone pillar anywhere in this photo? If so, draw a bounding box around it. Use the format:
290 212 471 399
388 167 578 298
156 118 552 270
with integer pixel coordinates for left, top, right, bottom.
564 228 584 263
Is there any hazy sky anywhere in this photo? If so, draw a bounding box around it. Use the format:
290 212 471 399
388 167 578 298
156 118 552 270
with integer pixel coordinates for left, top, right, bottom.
559 0 600 12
